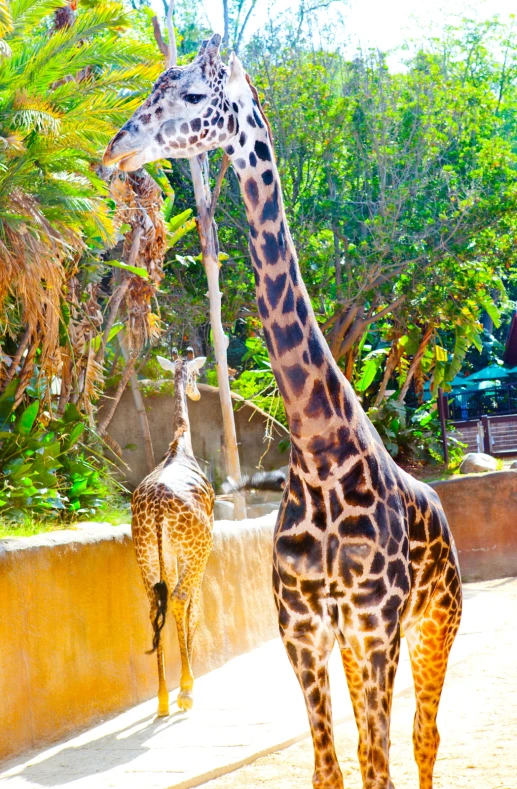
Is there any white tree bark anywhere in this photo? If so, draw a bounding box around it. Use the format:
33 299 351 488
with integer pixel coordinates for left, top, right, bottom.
189 157 246 520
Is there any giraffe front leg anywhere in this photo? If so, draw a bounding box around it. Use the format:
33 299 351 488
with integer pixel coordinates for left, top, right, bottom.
280 617 343 789
347 615 401 789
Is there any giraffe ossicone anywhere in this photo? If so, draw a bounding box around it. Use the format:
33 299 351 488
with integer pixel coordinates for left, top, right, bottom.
131 349 214 717
105 35 462 789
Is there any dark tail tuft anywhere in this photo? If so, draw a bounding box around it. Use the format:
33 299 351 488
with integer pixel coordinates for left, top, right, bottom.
146 580 168 654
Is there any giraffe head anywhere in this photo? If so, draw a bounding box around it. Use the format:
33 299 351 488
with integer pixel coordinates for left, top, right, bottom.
157 348 206 401
103 34 252 172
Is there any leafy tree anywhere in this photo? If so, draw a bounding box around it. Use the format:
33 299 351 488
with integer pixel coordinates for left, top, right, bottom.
172 16 517 408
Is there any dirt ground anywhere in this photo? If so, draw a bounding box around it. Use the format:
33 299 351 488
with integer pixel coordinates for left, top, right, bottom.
204 580 517 789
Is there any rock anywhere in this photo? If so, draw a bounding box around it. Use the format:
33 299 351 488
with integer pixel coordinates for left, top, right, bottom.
510 461 517 470
459 452 498 474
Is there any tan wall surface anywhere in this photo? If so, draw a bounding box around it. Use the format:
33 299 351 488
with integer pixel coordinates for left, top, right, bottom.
99 385 289 489
431 470 517 582
0 515 278 763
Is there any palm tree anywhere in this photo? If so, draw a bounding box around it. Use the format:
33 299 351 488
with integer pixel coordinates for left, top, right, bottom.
0 0 160 404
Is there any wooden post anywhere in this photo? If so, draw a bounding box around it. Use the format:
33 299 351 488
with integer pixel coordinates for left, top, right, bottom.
437 387 449 465
481 414 492 455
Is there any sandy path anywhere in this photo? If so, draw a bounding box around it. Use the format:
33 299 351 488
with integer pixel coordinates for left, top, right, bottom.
203 579 517 789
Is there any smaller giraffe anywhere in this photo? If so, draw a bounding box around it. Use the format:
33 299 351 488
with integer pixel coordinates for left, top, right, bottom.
131 347 214 716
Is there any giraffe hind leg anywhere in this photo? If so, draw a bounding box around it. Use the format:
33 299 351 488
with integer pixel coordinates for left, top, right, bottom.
171 561 200 711
132 510 170 718
405 560 462 789
186 584 202 662
147 580 170 717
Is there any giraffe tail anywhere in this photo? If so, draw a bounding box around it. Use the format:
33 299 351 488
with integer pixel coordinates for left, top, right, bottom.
147 580 168 654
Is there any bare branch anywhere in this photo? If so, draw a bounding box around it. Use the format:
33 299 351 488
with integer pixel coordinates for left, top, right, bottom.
209 154 230 223
94 226 143 365
152 16 169 59
235 0 258 54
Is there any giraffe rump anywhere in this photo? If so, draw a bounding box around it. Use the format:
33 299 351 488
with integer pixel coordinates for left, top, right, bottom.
147 580 168 654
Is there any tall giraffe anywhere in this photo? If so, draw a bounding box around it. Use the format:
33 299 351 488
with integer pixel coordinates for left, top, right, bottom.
131 348 214 716
104 36 462 789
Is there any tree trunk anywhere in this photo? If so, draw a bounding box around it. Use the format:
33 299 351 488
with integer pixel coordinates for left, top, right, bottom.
97 353 137 436
119 333 155 474
165 0 176 68
222 0 230 50
397 325 434 403
332 226 341 293
190 155 246 519
374 339 403 407
95 227 142 366
1 325 31 392
326 305 359 359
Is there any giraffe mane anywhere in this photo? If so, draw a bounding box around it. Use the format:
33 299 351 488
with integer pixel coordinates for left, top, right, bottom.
167 423 188 457
245 73 275 157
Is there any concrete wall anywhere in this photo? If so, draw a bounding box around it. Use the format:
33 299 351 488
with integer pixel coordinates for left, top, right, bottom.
2 471 517 762
100 384 288 490
431 470 517 582
0 516 278 763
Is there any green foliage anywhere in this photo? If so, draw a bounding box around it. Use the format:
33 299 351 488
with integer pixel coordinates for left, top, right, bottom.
109 260 150 279
0 382 110 519
367 397 465 465
230 337 287 426
0 0 160 248
163 13 517 398
356 349 388 393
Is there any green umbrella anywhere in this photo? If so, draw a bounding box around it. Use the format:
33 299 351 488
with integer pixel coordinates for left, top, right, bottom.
465 364 511 382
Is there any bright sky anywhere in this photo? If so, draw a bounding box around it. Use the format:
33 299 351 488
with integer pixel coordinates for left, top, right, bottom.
170 0 517 52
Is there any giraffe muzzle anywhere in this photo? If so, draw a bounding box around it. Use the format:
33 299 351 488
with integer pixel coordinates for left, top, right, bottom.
103 130 142 170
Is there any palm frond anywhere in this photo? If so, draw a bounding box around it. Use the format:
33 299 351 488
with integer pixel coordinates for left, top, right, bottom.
0 0 13 37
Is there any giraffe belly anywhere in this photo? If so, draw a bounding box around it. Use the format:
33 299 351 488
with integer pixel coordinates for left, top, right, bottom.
273 511 412 650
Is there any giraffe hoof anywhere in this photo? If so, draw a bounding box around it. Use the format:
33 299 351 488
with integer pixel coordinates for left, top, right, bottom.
177 690 193 711
157 705 169 718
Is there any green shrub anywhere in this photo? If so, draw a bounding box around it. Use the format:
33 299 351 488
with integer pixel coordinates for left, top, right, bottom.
367 396 465 465
0 381 110 520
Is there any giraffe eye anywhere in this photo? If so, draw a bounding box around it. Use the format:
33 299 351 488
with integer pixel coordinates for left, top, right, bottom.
184 94 205 104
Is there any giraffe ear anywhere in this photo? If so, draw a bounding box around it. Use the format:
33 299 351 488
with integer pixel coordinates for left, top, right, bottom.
187 356 206 373
157 355 177 373
198 33 221 65
228 52 246 86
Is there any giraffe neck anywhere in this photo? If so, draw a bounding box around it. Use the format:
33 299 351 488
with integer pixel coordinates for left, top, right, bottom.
225 102 369 457
168 366 193 456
